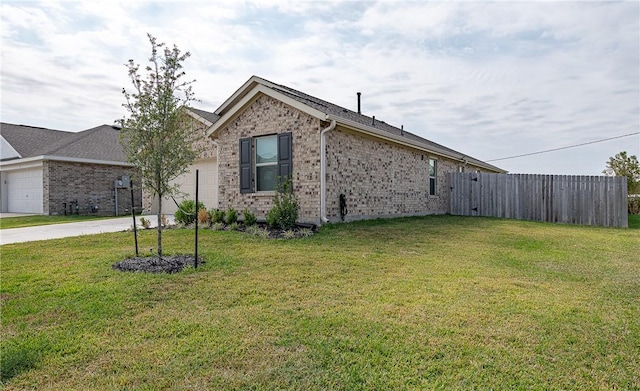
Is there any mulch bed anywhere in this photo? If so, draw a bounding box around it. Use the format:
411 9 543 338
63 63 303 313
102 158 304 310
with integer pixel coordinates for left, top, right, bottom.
112 255 202 274
113 223 317 274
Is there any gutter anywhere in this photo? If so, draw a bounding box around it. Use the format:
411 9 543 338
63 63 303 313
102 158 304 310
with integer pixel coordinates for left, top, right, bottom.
320 119 336 223
0 155 134 170
212 140 220 209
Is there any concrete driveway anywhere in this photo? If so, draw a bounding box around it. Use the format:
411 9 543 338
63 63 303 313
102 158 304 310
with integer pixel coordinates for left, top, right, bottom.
0 215 175 245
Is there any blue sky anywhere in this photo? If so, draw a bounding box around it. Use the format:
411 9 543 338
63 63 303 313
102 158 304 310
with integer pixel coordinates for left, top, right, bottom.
1 0 638 175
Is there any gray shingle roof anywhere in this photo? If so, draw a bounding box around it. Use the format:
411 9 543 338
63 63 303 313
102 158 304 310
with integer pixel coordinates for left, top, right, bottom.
1 123 127 163
189 107 220 124
225 76 503 172
1 123 72 159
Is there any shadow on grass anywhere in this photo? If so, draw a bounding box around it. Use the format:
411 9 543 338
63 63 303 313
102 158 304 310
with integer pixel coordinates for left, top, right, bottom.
1 335 50 382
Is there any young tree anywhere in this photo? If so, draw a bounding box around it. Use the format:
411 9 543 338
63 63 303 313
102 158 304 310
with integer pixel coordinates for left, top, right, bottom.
603 151 640 193
119 34 203 258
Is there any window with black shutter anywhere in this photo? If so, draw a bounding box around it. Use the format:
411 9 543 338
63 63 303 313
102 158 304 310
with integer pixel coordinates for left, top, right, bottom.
239 132 293 193
239 137 252 193
277 132 292 182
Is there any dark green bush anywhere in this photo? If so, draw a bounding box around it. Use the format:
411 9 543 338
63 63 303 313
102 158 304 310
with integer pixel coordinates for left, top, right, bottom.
266 177 299 230
210 208 225 224
225 208 238 224
242 208 257 226
174 200 205 226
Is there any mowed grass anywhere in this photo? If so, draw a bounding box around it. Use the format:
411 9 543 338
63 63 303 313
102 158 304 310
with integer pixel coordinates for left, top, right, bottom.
0 214 116 229
629 214 640 229
1 216 638 390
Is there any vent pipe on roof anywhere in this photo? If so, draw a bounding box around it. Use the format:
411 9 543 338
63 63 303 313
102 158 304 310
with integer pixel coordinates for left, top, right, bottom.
357 92 361 114
401 125 404 136
372 116 376 126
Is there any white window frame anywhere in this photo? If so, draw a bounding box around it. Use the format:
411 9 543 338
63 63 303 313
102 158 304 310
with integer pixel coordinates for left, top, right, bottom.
254 134 278 192
429 158 437 196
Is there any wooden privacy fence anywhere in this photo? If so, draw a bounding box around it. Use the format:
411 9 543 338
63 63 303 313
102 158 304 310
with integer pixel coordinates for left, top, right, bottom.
449 173 628 228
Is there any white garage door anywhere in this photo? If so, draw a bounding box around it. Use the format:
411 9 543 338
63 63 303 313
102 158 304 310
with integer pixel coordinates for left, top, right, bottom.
7 168 43 213
157 159 218 215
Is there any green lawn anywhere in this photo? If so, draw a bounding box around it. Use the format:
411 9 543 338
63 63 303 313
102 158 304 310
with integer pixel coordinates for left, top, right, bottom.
1 216 638 390
629 214 640 229
0 214 116 229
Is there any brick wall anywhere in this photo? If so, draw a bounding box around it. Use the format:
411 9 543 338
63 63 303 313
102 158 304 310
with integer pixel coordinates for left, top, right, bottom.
212 94 491 225
44 161 141 216
324 128 459 222
213 94 323 223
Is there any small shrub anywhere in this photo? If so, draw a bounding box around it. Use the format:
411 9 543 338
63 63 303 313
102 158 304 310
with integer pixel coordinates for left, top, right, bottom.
210 209 225 224
174 200 205 226
227 222 239 231
282 229 296 239
197 208 210 225
242 208 257 226
245 225 260 236
226 208 238 225
211 222 224 231
266 177 299 230
299 228 314 238
139 217 151 229
255 227 271 239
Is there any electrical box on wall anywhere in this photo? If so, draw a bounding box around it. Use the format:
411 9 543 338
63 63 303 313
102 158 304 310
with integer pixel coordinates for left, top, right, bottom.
114 175 131 189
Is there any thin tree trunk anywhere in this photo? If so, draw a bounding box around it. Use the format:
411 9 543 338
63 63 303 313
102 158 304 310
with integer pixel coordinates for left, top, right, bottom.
157 193 162 259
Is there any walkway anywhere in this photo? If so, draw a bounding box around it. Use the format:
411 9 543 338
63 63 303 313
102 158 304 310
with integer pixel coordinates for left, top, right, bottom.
0 215 175 245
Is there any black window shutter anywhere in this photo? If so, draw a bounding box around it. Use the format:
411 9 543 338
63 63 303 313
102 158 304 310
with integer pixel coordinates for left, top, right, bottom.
277 132 292 182
239 137 252 193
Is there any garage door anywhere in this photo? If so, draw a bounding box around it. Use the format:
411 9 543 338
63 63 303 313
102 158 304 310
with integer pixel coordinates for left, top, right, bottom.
7 168 43 213
155 159 218 215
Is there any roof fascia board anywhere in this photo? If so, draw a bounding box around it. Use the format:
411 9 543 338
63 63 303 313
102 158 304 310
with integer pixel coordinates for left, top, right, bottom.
0 158 43 171
214 76 280 115
207 84 328 138
328 115 505 173
0 155 134 169
42 155 134 167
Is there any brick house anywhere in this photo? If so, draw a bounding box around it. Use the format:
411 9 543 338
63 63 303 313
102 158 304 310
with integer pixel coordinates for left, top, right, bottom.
164 76 504 224
0 123 141 216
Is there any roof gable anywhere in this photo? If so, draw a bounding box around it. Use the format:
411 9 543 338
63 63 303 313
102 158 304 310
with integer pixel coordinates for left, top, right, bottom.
1 135 21 160
208 81 328 137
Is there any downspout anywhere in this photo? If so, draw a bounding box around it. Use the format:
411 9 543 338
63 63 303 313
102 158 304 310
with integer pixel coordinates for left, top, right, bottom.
212 140 220 209
320 119 337 223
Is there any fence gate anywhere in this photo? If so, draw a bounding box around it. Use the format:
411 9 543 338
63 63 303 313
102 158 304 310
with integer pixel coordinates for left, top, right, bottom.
449 173 628 228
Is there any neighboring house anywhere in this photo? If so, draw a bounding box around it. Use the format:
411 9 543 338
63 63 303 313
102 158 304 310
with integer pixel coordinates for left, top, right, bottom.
166 76 504 224
0 123 141 216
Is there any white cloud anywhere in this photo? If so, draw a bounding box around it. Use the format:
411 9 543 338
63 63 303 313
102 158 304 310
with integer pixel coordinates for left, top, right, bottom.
0 0 638 175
